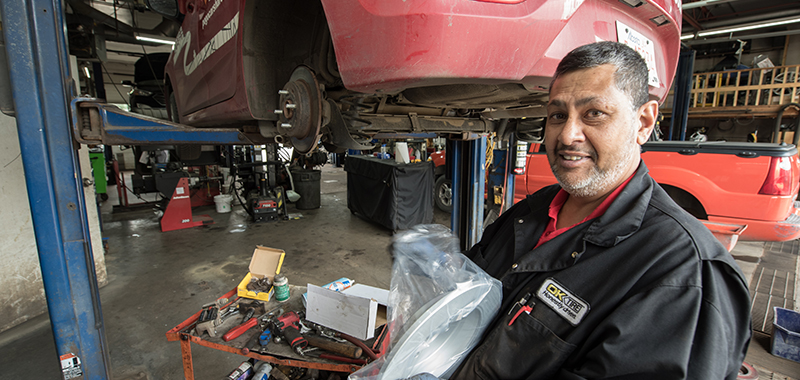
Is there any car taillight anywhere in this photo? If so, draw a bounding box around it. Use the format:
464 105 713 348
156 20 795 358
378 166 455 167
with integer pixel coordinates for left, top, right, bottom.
759 156 794 196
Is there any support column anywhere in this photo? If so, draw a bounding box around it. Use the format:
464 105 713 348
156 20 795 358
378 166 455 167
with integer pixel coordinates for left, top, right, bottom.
669 49 695 141
1 0 111 378
450 136 487 251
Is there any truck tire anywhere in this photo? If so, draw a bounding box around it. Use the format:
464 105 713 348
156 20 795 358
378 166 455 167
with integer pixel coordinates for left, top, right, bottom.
434 176 453 213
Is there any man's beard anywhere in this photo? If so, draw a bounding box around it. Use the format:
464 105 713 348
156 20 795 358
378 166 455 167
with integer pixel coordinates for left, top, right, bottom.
550 134 638 198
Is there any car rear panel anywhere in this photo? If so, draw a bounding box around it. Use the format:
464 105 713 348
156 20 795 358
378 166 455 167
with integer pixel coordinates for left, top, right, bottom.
321 0 680 101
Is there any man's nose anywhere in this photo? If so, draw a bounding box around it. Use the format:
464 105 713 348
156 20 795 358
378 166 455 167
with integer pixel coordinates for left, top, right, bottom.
558 115 585 146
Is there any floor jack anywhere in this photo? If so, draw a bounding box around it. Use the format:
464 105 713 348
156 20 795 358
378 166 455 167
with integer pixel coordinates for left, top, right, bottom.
247 175 289 223
161 177 214 232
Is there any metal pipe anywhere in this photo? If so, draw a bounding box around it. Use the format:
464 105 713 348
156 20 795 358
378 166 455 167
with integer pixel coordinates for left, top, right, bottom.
682 0 740 10
700 9 800 30
684 28 800 45
772 103 800 144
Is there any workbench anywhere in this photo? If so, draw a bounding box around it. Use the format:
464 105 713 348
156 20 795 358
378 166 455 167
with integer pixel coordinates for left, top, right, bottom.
166 285 381 379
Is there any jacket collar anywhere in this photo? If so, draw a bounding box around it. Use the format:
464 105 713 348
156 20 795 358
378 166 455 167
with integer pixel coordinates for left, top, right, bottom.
582 161 652 247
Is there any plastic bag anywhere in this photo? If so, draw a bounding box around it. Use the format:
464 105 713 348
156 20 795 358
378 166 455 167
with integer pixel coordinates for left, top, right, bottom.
349 225 502 380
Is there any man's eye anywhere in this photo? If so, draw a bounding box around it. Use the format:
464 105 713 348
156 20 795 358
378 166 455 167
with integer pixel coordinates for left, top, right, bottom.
549 113 566 121
587 110 605 118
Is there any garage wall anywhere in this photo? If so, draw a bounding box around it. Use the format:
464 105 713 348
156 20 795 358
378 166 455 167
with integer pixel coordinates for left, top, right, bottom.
0 112 108 334
0 113 46 334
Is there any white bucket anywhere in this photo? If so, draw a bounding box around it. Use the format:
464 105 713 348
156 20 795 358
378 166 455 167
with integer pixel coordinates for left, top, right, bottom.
214 194 233 213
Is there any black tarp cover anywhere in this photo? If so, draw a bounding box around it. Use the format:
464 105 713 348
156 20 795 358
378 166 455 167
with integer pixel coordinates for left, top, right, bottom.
345 155 434 231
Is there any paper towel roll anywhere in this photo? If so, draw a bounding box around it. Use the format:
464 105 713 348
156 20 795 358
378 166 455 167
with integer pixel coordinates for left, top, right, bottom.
395 142 410 164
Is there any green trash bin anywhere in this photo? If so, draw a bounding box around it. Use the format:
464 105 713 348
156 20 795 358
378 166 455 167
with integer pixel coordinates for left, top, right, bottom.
89 152 107 195
292 169 321 210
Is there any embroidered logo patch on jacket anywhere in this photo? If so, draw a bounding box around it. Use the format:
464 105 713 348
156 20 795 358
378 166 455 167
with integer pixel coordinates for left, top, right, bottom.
537 278 590 325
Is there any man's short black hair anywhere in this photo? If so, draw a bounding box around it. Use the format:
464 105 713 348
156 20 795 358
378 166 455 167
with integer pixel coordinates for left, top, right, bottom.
551 41 650 109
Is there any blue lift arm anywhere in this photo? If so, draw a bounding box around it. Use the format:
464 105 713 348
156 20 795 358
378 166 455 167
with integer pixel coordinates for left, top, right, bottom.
1 0 111 378
72 98 268 145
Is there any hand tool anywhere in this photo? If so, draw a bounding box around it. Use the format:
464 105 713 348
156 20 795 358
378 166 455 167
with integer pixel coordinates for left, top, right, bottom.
301 349 368 365
273 311 307 353
508 293 534 326
197 307 239 338
241 306 255 322
240 331 263 355
224 317 259 342
304 334 362 359
223 303 281 342
335 331 379 361
259 329 272 346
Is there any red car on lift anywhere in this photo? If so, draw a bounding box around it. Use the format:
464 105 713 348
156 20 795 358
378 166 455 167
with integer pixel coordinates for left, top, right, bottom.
146 0 681 155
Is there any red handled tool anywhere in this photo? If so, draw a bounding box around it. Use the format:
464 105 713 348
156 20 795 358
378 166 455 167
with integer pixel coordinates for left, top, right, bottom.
273 311 308 352
508 292 534 326
223 317 258 342
282 326 308 352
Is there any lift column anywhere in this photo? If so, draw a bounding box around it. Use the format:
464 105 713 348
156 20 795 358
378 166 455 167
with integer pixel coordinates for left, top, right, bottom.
1 0 111 378
449 136 487 251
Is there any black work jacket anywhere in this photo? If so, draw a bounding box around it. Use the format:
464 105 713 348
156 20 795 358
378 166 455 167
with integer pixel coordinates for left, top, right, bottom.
450 163 752 380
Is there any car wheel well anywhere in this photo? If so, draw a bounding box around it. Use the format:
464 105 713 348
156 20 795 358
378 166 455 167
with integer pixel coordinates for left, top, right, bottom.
660 184 708 219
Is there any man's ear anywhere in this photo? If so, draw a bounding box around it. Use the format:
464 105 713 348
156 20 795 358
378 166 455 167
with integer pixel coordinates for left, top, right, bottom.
636 100 659 145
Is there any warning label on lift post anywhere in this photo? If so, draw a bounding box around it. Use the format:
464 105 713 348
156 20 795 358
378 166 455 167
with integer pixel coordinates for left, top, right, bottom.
60 353 83 379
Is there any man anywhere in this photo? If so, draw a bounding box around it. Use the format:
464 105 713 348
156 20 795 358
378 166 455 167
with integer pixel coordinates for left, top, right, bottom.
449 42 752 379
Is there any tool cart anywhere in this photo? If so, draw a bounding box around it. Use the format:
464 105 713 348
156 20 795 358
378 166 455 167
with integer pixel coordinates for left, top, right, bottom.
166 286 386 379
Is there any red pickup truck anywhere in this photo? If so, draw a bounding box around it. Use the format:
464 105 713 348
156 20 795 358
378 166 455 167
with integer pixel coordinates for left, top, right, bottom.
514 141 800 242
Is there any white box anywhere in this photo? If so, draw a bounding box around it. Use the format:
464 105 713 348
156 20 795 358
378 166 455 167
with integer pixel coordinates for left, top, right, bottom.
306 283 389 340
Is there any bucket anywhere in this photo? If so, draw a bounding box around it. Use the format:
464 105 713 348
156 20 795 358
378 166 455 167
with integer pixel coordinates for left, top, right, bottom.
772 307 800 363
291 169 321 210
214 194 233 213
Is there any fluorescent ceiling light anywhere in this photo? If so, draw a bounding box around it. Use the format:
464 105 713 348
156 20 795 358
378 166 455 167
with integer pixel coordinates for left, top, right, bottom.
135 36 175 45
82 66 91 79
682 0 738 11
681 34 695 40
696 16 800 37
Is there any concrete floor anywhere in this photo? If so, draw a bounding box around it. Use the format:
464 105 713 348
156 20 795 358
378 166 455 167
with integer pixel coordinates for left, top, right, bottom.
0 164 799 379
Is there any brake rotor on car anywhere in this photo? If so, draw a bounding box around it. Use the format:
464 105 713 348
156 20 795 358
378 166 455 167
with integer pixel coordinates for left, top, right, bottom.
278 66 322 154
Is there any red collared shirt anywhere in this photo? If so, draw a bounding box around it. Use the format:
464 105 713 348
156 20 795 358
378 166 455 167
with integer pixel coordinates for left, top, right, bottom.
534 174 634 249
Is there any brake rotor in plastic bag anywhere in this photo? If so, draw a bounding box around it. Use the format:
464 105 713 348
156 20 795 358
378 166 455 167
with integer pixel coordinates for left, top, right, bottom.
349 225 502 380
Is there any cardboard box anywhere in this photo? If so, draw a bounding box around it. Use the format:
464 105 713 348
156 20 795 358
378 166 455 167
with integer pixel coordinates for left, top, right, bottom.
306 283 389 340
236 246 286 301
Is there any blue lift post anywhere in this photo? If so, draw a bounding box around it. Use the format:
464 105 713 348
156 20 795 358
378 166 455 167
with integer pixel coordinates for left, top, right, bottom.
1 0 111 378
502 138 518 213
450 136 487 251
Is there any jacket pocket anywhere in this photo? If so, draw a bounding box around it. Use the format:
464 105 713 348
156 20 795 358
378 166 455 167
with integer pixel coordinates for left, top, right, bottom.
461 312 576 380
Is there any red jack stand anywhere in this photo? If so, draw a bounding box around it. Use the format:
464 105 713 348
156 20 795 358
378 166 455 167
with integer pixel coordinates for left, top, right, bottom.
161 177 214 232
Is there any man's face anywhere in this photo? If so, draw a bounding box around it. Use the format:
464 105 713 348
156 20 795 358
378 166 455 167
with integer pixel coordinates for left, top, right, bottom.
545 64 654 199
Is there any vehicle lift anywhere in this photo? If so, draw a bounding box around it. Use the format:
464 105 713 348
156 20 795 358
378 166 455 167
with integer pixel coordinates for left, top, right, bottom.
1 0 512 378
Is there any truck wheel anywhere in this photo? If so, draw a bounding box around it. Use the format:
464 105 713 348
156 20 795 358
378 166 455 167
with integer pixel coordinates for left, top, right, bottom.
434 176 453 213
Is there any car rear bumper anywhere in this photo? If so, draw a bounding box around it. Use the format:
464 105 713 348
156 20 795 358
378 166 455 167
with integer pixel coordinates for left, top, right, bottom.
710 211 800 242
321 0 679 100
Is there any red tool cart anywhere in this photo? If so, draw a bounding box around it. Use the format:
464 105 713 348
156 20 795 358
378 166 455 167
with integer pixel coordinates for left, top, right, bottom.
166 286 385 379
